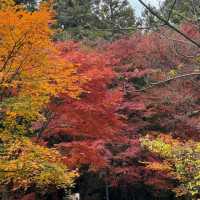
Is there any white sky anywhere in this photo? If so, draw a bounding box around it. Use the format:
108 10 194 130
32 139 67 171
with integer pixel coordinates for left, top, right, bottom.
128 0 164 17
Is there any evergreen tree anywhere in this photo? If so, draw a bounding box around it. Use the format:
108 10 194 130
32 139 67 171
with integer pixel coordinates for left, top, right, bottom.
54 0 100 39
141 5 160 29
140 0 200 32
94 0 136 36
54 0 136 40
160 0 200 24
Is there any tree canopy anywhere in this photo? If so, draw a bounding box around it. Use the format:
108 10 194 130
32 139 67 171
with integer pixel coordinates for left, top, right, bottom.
1 0 200 200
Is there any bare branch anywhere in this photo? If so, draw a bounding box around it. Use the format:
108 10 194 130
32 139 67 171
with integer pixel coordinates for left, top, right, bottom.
137 72 200 92
137 0 200 49
167 0 177 22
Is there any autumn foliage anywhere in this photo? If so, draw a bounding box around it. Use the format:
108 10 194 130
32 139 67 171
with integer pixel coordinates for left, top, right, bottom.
0 3 81 198
103 25 200 139
100 24 200 197
1 1 200 199
42 41 125 171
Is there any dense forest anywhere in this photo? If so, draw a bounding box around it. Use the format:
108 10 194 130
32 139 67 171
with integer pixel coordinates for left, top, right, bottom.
1 0 200 199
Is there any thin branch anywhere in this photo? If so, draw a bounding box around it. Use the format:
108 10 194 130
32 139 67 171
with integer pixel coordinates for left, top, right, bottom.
137 72 200 92
0 170 17 172
167 0 177 22
187 110 200 117
0 31 29 74
137 0 200 49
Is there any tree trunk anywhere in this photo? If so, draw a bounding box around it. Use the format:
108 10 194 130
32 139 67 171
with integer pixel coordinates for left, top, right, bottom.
105 183 109 200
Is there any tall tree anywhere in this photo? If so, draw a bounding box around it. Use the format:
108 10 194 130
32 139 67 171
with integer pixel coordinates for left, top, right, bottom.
53 0 96 39
54 0 136 40
94 0 136 37
0 3 82 198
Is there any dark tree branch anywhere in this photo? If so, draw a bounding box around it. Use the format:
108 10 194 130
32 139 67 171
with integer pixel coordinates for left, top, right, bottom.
167 0 177 22
137 0 200 49
0 170 17 172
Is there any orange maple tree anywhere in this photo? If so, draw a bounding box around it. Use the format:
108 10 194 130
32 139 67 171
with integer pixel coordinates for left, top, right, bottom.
0 3 82 198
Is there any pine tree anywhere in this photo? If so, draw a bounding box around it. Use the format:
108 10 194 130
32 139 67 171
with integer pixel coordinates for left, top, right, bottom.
54 0 136 40
94 0 136 35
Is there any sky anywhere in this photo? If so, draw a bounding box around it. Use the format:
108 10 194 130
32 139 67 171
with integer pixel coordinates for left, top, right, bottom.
128 0 163 17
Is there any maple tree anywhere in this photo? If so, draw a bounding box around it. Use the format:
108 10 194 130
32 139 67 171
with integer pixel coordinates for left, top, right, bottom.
91 23 200 198
0 4 82 117
1 0 200 199
142 134 200 200
0 133 77 198
103 23 200 139
40 40 175 199
0 3 82 198
38 22 200 199
41 41 124 171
